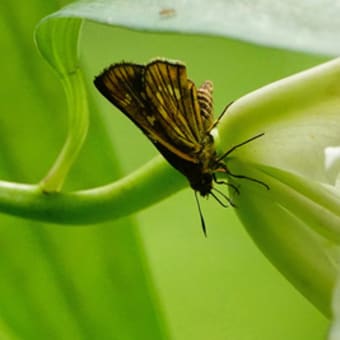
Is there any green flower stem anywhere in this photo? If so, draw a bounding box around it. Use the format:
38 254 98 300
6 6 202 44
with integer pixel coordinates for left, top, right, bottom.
40 69 88 191
35 18 88 191
0 156 186 224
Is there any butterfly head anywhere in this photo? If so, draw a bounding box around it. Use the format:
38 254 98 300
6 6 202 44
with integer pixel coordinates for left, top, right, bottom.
193 172 214 197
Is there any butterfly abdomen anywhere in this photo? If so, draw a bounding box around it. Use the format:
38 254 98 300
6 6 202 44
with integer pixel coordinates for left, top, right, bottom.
197 80 214 129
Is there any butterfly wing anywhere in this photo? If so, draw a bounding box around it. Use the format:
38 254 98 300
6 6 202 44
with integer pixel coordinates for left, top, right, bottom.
143 61 218 193
144 60 207 155
94 63 151 134
94 61 200 163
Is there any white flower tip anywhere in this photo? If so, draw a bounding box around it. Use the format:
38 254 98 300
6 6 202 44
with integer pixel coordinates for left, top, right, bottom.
324 146 340 186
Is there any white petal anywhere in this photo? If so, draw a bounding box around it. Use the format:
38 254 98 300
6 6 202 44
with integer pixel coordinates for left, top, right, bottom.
325 146 340 187
216 58 340 185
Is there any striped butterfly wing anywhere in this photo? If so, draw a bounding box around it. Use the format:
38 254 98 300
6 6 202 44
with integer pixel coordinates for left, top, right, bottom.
95 62 196 161
94 63 153 136
144 60 209 158
94 60 214 164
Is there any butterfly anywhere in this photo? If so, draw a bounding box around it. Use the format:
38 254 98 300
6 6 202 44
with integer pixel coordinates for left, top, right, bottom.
94 59 267 234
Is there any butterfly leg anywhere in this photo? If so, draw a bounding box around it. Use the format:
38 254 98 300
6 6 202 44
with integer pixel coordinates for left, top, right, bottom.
210 188 236 208
212 173 240 195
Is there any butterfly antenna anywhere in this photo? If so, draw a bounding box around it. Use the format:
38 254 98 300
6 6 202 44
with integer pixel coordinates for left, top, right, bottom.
194 191 207 237
214 133 270 190
226 172 270 190
216 133 265 162
209 101 234 130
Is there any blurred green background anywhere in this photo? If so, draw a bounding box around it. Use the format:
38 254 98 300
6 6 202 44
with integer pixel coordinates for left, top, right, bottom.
0 1 330 339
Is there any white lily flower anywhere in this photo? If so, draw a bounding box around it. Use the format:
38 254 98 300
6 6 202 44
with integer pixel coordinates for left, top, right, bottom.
213 58 340 317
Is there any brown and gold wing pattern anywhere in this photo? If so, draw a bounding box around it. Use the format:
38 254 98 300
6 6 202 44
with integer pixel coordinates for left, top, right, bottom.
94 59 214 164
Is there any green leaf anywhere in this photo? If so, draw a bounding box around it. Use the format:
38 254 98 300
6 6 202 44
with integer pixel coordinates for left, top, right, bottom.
39 0 340 56
35 17 88 191
0 2 169 339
